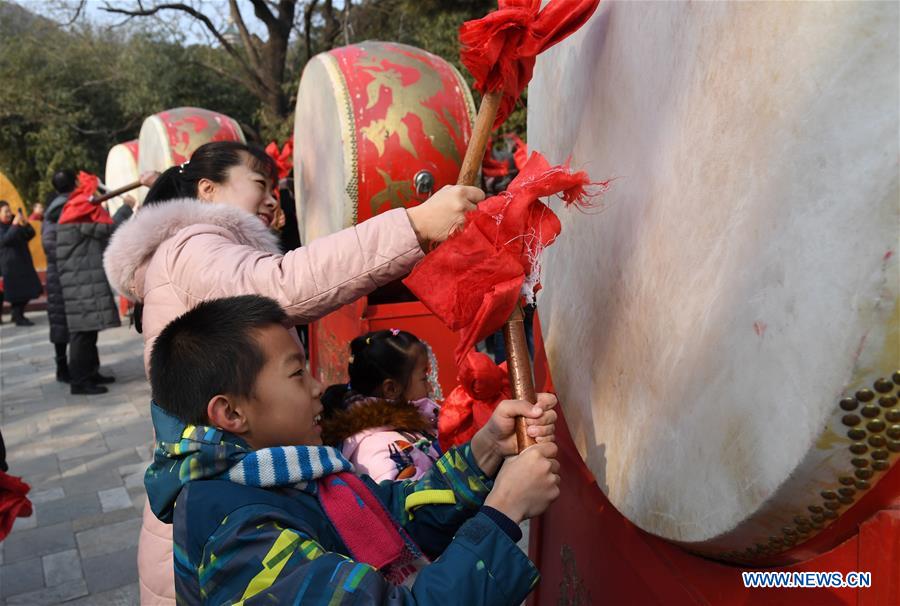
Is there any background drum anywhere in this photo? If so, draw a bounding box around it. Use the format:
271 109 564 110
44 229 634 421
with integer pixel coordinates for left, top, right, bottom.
293 41 475 245
103 140 140 215
138 106 245 198
528 1 899 563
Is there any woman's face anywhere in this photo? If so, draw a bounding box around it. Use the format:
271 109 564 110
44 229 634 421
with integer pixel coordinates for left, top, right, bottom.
199 156 278 228
0 205 12 223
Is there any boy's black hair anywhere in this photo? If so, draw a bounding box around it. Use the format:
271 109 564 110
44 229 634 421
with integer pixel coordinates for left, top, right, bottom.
321 330 426 418
150 295 288 425
51 169 77 194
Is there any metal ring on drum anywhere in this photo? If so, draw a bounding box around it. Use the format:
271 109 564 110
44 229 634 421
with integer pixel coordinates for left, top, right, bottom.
104 140 141 214
527 0 899 565
138 107 246 183
292 41 476 244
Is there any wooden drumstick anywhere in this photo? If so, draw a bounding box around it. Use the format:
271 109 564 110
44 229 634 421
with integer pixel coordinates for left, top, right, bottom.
456 89 537 453
457 91 503 188
91 180 142 204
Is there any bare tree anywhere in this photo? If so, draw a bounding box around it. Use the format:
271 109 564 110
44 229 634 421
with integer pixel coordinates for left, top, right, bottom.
100 0 311 131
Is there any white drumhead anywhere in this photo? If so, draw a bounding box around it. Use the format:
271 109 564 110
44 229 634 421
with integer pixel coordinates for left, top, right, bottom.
293 54 352 244
104 141 141 214
138 107 246 178
529 1 899 557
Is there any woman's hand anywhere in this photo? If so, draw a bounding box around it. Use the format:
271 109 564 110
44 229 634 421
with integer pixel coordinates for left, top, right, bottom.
139 171 160 188
405 185 483 250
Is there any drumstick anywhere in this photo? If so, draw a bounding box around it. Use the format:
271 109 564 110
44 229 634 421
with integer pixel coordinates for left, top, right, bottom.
457 90 537 453
91 180 142 204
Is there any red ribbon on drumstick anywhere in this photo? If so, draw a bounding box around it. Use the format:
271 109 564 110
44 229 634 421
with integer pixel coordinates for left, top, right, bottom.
406 0 602 453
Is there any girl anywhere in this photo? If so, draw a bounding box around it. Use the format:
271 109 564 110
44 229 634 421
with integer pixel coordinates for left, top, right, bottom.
103 141 482 604
321 329 442 482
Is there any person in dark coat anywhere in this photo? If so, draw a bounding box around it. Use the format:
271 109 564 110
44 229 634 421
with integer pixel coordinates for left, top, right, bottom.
0 201 42 326
56 173 134 395
42 170 76 382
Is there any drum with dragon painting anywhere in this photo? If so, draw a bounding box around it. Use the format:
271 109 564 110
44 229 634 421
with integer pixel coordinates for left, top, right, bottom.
293 41 475 396
138 106 246 197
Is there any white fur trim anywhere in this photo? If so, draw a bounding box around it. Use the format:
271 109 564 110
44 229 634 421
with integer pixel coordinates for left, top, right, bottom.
103 198 282 301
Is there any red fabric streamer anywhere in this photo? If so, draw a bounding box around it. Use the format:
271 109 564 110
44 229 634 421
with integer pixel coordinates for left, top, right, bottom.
482 141 511 178
265 139 294 181
404 151 593 367
0 471 32 542
482 134 528 178
58 172 112 225
460 0 601 128
439 351 511 450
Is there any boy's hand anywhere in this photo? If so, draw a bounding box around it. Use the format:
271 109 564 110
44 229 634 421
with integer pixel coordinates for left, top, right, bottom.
484 442 561 524
470 393 557 477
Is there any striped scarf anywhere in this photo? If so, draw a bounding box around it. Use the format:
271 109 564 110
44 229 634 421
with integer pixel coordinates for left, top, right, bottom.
145 403 426 585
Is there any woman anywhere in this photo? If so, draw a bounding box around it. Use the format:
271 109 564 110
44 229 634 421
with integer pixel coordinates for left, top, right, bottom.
104 141 481 603
0 201 42 326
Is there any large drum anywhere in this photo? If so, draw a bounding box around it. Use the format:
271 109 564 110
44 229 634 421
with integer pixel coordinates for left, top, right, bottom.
103 140 140 214
293 41 475 244
138 107 245 188
529 1 899 564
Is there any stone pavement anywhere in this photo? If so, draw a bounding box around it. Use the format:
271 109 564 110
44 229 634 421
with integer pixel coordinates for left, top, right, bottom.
0 313 150 605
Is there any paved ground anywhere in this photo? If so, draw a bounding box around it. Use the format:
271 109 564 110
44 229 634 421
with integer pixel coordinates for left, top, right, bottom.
0 312 150 605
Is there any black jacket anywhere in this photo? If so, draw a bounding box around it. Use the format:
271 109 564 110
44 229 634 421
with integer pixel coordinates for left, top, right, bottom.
0 220 42 304
56 205 132 333
42 194 69 343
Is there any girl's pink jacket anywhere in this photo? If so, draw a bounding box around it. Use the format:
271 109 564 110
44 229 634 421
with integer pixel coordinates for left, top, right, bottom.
104 199 423 604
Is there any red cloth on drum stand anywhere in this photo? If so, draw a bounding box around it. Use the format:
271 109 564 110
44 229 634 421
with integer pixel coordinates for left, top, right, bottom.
460 0 601 129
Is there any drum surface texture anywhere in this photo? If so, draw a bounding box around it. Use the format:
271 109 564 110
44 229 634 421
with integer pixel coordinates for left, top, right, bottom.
138 107 245 181
528 1 899 563
293 41 475 243
104 140 141 213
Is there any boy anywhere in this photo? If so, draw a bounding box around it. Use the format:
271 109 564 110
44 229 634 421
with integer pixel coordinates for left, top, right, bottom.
147 295 561 605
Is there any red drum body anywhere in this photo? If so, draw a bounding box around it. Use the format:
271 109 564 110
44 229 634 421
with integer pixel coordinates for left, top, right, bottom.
293 41 475 244
138 107 245 204
294 42 474 396
525 1 899 603
103 140 140 215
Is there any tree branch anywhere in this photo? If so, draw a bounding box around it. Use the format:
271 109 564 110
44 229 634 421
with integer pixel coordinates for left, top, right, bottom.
228 0 263 72
247 0 277 29
63 0 87 26
303 0 320 61
101 1 268 94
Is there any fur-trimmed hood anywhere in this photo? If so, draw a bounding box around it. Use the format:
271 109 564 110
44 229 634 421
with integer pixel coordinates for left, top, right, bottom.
321 397 439 447
103 198 281 301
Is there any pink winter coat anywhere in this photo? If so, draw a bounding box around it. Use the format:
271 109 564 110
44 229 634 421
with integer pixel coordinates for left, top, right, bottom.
342 398 442 482
321 396 442 482
103 199 423 605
